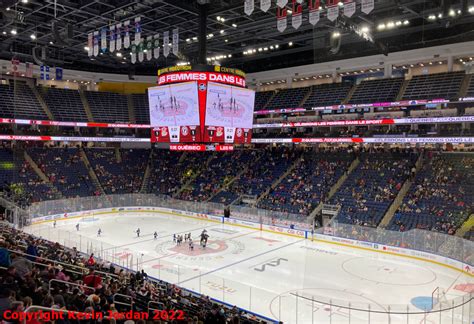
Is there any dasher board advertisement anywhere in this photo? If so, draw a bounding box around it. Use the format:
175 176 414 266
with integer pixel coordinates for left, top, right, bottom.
204 82 255 143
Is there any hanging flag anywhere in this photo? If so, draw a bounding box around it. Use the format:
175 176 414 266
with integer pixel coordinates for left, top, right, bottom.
344 0 356 17
277 8 287 32
276 0 288 8
138 40 144 62
327 5 339 21
40 65 50 80
131 44 137 64
172 28 179 56
291 0 302 29
361 0 374 14
153 34 160 58
134 17 141 45
244 0 254 15
100 27 107 53
109 25 116 52
163 31 170 57
260 0 271 12
146 36 153 61
93 31 99 56
116 23 122 51
124 20 131 48
25 62 33 78
55 67 63 81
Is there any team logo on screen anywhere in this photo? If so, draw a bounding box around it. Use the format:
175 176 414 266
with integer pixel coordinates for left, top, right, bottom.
216 127 224 137
161 127 168 136
181 126 189 136
236 128 243 137
199 83 207 91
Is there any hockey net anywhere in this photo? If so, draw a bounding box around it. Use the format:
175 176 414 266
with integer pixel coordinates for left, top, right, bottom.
431 287 449 311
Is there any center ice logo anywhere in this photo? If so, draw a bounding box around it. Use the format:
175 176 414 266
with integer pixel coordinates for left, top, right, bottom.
169 240 228 256
155 239 245 261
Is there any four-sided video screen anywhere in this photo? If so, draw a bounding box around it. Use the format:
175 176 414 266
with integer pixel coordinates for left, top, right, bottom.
148 81 255 144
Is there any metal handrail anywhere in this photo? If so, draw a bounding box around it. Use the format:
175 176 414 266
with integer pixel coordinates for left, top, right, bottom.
7 248 117 278
22 305 111 324
48 279 95 294
148 300 165 313
112 293 133 310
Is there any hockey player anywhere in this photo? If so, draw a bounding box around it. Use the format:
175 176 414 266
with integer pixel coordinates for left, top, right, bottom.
154 231 158 240
97 228 102 237
136 228 140 237
53 221 56 228
76 223 79 231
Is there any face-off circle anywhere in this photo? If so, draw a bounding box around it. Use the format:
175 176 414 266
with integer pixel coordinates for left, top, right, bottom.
341 257 437 286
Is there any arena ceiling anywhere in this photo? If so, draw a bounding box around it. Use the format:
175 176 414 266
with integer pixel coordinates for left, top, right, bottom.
0 0 474 76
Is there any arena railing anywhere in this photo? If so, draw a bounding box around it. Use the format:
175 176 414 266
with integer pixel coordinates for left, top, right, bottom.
18 194 474 323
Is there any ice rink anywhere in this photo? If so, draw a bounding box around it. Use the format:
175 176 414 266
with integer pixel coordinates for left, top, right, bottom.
25 212 474 323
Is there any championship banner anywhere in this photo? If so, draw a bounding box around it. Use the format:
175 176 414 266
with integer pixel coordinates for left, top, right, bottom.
277 8 287 32
123 20 131 48
134 17 141 45
116 23 122 51
327 5 339 21
109 24 116 52
260 0 271 12
172 28 179 56
308 0 321 26
291 0 302 29
344 0 356 17
146 36 153 60
153 34 160 58
361 0 374 14
244 0 254 15
93 31 99 56
87 33 93 56
277 0 288 8
138 40 144 62
163 31 170 57
131 43 137 64
100 27 107 53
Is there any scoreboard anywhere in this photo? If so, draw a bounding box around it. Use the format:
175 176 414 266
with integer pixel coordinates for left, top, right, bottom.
204 82 254 143
149 65 254 144
149 82 201 143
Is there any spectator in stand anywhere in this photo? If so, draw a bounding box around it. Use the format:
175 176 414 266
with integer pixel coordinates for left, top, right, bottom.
0 224 262 323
